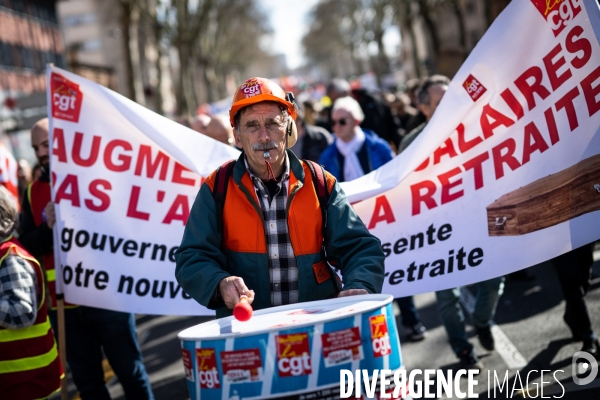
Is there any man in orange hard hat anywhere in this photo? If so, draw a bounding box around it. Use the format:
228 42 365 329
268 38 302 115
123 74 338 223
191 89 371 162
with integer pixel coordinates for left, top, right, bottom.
176 77 385 318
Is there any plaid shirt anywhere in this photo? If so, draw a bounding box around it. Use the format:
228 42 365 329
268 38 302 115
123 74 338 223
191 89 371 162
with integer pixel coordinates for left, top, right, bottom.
0 254 38 329
245 155 298 306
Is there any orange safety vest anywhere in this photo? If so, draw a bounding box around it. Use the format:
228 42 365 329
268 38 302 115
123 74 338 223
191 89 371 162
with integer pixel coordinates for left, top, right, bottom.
0 236 64 399
205 160 336 256
27 179 76 309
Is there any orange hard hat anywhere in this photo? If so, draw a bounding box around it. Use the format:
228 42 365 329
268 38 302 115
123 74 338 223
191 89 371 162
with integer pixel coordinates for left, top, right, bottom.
229 77 297 127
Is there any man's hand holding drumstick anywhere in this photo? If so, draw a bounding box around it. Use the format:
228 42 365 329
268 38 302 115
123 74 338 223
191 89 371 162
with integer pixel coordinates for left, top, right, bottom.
219 276 255 321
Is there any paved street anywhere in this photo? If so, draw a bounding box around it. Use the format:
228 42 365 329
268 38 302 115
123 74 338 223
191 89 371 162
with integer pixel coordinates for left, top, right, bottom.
59 245 600 400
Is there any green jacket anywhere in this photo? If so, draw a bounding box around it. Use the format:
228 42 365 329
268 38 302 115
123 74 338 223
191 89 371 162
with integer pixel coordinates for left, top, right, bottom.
175 150 385 318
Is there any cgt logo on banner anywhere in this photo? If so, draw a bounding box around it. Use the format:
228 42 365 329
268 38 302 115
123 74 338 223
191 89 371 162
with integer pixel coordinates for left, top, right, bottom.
47 65 239 316
339 0 600 300
50 73 82 122
47 0 600 317
531 0 582 37
463 74 487 102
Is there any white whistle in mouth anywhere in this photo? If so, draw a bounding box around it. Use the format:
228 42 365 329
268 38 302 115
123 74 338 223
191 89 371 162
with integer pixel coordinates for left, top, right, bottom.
263 151 270 159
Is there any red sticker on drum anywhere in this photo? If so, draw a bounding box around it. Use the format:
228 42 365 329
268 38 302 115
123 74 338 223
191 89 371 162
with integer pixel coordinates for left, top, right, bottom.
276 332 312 377
220 349 263 383
196 348 220 389
321 327 364 367
181 349 194 381
369 315 392 358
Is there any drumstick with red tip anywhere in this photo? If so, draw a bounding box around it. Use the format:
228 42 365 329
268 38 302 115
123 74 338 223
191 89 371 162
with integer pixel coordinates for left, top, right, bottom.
234 295 253 321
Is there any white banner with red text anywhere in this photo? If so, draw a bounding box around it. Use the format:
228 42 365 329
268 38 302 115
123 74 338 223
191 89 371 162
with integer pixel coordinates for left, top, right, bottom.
47 66 240 315
340 0 600 296
49 0 600 314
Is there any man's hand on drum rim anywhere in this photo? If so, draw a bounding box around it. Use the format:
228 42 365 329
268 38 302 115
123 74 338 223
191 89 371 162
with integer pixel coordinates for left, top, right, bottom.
337 289 369 297
219 276 255 309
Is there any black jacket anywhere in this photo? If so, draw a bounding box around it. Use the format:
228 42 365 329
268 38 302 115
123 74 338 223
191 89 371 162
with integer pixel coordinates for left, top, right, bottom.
18 167 53 259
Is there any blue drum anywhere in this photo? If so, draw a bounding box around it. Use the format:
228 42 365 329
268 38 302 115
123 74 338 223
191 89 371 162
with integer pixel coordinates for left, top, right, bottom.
178 294 403 400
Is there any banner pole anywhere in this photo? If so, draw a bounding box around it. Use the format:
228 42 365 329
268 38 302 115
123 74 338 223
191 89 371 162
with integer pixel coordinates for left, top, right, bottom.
57 295 68 400
47 62 69 400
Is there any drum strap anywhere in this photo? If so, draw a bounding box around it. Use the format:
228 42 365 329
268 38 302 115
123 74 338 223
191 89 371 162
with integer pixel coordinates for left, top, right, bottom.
302 160 342 293
213 159 236 234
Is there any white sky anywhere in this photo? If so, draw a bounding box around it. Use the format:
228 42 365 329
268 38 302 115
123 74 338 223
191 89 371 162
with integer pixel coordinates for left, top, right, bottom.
260 0 321 69
261 0 400 71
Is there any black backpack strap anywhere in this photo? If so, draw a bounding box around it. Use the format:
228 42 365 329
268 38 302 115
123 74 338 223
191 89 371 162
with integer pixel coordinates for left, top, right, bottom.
304 160 341 293
304 160 329 237
213 160 236 234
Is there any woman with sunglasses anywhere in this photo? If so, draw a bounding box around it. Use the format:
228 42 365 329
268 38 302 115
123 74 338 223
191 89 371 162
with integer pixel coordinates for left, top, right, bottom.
318 96 394 182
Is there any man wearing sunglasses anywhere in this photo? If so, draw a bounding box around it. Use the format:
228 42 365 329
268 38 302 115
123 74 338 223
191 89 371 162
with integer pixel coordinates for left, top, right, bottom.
319 96 394 182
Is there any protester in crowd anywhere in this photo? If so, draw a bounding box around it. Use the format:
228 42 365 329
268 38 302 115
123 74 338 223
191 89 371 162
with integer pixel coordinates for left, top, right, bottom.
437 277 504 369
318 96 393 182
31 163 42 181
175 115 192 129
352 86 401 151
0 141 20 208
191 114 211 133
321 78 352 133
18 118 154 400
552 244 599 359
204 114 235 146
302 99 321 126
399 75 450 153
176 77 385 317
289 105 333 162
402 78 426 134
17 158 32 203
385 92 418 138
324 79 401 151
0 185 64 399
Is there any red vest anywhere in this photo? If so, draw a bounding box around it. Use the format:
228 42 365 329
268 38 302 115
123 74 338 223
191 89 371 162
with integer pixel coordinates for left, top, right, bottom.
27 180 76 309
0 237 64 398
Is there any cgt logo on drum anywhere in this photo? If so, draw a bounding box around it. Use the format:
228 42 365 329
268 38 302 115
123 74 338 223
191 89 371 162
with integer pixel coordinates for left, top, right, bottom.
196 348 220 389
369 315 392 358
276 332 312 377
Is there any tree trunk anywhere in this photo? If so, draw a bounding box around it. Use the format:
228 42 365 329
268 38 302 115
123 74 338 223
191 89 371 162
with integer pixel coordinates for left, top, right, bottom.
484 0 493 29
417 0 440 74
153 32 164 114
176 43 190 116
120 1 135 100
450 0 467 60
398 0 422 79
128 5 146 106
203 63 217 104
183 53 197 117
146 0 164 114
374 29 390 86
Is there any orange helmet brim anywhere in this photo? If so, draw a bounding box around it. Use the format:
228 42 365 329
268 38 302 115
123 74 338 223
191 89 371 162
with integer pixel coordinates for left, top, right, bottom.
229 94 297 127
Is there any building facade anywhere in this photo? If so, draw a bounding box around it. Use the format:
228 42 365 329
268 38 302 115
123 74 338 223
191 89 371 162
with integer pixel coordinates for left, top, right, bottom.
0 0 65 161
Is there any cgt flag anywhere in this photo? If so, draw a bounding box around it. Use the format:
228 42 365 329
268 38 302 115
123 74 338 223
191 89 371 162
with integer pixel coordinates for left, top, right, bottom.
47 66 240 315
339 0 600 297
